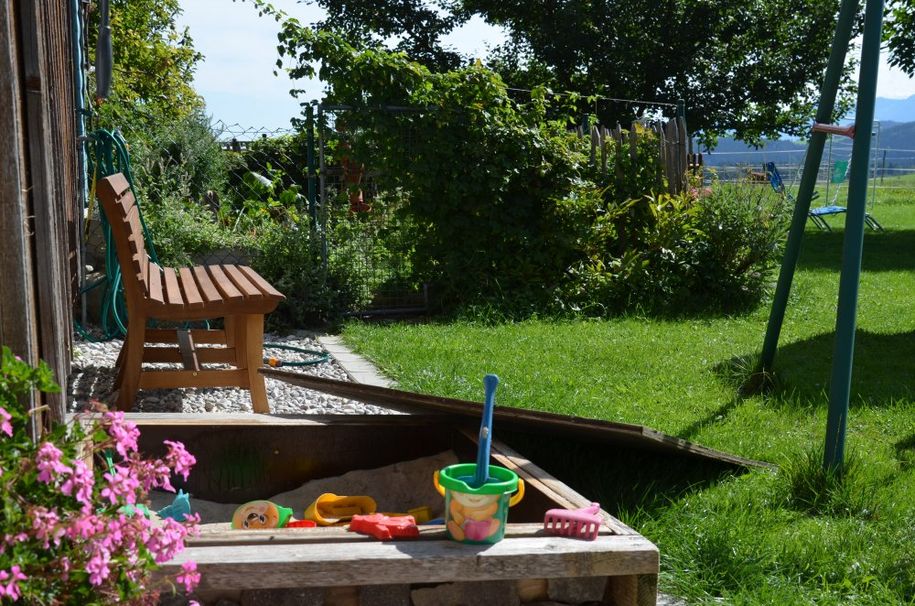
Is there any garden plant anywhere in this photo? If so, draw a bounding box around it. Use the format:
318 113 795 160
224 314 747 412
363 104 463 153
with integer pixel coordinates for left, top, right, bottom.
0 347 200 604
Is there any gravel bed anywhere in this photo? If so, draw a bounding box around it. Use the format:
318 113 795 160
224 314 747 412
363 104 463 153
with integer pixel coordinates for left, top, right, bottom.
68 331 398 415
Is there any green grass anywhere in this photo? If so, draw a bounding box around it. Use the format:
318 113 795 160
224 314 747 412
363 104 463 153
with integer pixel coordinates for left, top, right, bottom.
341 174 915 605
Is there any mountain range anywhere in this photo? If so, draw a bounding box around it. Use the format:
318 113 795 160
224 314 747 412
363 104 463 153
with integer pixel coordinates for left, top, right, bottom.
702 96 915 170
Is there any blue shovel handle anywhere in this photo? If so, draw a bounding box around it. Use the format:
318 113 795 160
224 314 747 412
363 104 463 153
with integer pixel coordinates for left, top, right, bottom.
474 374 499 487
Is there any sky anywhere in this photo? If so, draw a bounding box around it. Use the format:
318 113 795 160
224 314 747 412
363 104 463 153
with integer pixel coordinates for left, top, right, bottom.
177 0 915 131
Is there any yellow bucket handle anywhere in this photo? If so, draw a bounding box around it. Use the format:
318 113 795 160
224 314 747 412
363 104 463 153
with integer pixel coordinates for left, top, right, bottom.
433 471 525 507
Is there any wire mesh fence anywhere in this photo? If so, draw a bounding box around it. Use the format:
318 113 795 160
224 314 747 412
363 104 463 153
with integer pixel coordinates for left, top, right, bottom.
80 107 428 332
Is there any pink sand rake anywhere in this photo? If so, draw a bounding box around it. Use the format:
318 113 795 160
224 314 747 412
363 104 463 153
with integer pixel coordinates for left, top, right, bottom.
543 502 602 541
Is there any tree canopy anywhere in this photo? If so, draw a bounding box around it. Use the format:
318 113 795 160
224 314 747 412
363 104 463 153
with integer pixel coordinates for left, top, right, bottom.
277 0 861 144
886 0 915 76
87 0 204 128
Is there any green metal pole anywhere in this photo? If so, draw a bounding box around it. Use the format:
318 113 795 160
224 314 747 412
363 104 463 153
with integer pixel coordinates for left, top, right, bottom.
824 0 885 471
759 0 860 371
306 103 317 228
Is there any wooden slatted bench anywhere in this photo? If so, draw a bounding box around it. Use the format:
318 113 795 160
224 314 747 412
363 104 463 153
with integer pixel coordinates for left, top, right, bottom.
97 173 284 412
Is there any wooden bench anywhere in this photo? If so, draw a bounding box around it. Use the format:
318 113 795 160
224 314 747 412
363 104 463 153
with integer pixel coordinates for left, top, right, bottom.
97 173 284 413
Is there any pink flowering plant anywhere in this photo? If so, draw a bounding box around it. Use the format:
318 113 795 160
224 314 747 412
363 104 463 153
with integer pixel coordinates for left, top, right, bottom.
0 347 200 604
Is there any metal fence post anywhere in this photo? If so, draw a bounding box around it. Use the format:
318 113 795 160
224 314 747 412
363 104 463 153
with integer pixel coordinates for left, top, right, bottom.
306 102 317 228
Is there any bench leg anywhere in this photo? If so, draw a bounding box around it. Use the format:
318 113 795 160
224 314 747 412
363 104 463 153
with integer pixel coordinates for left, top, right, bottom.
117 314 146 412
235 314 269 414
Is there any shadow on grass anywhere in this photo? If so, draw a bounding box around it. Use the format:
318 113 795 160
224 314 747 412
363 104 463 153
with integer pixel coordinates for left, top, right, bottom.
895 433 915 470
501 429 744 519
714 329 915 410
799 228 915 272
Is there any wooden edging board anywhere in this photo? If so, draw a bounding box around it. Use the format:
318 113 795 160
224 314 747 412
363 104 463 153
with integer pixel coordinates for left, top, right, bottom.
261 368 772 469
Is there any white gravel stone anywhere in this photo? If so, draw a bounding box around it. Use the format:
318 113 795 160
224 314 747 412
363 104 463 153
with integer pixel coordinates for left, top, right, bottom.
68 331 399 416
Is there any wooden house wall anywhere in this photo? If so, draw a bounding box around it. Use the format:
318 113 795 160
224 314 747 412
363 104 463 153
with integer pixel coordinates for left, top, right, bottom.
0 0 79 424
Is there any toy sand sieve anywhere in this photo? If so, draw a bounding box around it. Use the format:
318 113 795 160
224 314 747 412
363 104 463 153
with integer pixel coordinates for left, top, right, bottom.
434 463 525 545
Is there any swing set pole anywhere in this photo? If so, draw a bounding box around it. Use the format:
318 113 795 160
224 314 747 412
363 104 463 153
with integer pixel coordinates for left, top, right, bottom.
825 0 885 471
758 0 860 372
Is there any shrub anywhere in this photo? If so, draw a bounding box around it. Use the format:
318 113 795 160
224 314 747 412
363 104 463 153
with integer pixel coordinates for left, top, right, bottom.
0 347 200 604
251 211 376 327
142 192 238 267
562 181 790 314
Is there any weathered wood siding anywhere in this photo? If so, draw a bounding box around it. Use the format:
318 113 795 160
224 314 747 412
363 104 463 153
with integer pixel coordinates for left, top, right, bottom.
0 1 79 424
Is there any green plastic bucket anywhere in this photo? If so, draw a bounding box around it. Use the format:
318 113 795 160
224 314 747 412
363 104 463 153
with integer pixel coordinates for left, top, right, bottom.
434 463 525 544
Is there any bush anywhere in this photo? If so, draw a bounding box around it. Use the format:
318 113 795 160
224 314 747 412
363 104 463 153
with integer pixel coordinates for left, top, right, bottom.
0 347 200 604
562 181 790 315
251 211 376 327
142 193 238 267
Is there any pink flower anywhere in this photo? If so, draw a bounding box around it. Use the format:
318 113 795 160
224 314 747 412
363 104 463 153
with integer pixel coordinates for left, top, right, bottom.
35 442 70 483
145 518 189 563
60 460 95 511
131 458 175 493
101 465 140 505
0 407 12 437
104 411 140 457
0 565 27 600
163 440 196 481
85 549 111 586
29 506 63 547
66 512 103 540
175 561 201 593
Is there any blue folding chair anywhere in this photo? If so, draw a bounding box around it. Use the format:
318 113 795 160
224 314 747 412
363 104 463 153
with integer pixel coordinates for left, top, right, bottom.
765 162 883 232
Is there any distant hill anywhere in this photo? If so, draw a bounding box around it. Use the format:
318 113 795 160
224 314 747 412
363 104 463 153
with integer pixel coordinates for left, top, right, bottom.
702 118 915 173
874 95 915 123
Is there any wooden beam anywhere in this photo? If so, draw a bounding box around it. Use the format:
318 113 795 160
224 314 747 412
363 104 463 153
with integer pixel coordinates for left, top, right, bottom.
176 329 201 371
163 533 658 592
261 369 772 469
138 369 247 390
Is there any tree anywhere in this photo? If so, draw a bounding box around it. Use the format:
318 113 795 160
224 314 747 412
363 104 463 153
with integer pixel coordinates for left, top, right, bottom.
86 0 204 129
886 0 915 75
299 0 469 71
264 0 859 145
464 0 856 145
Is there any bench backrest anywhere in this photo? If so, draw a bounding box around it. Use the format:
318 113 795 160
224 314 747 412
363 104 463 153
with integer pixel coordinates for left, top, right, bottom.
96 173 155 304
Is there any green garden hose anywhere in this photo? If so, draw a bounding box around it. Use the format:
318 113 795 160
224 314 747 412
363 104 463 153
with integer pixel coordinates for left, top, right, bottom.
77 128 159 341
263 343 329 367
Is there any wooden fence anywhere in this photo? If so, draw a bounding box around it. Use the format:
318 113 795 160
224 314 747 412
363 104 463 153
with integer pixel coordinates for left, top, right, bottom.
583 117 690 195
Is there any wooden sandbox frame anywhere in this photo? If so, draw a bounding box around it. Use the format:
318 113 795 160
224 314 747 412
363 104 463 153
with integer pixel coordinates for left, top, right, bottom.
136 413 660 605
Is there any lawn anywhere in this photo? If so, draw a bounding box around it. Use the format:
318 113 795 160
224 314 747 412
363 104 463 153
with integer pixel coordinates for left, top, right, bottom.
341 175 915 605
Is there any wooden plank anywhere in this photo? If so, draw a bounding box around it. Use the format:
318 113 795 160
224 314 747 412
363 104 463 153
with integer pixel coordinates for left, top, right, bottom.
0 0 42 436
238 265 284 299
207 264 244 301
260 370 772 469
163 533 658 591
147 263 164 304
110 413 451 426
143 346 234 365
223 264 264 300
606 573 659 606
20 0 71 422
484 431 638 537
176 330 200 371
145 328 227 344
178 267 204 309
138 368 247 390
163 267 184 307
0 0 39 372
191 266 223 305
601 126 609 172
677 116 689 187
187 522 611 547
